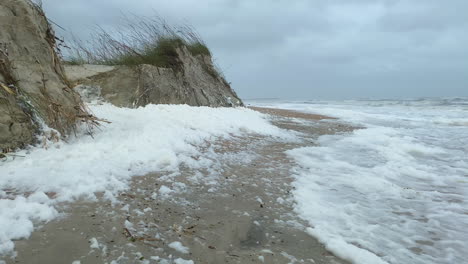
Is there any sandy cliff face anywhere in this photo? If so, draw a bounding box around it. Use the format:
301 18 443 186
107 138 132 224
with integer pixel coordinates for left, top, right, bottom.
0 0 242 151
66 46 243 108
0 0 88 150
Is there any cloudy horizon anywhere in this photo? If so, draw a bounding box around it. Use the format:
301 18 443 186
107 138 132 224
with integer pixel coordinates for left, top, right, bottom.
41 0 468 100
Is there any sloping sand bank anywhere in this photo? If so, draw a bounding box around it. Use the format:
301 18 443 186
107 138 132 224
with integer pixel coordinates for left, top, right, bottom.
9 108 353 264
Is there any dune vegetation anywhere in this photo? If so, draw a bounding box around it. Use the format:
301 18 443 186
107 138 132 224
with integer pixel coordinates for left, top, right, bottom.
66 15 212 70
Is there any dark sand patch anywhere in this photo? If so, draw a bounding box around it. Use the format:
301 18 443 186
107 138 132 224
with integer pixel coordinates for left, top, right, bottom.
7 109 353 264
249 106 334 121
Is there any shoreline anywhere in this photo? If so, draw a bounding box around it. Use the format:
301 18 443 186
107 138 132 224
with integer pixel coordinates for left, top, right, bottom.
249 106 335 120
6 107 353 264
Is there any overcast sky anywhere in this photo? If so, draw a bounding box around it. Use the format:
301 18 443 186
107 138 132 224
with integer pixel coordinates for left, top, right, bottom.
42 0 468 100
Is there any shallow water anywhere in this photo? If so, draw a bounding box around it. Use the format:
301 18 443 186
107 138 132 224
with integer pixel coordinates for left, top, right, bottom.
249 98 468 264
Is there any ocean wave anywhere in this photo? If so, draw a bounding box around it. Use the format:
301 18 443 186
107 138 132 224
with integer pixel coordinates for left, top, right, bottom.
252 99 468 264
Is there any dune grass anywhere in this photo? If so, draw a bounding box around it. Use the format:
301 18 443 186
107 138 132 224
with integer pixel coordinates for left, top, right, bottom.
62 57 87 66
66 15 212 70
106 37 184 68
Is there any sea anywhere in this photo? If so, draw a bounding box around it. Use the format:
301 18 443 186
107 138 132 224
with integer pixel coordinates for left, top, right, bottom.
248 98 468 264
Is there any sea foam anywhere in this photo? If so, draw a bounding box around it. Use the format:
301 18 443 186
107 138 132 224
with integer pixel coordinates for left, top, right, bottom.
253 98 468 264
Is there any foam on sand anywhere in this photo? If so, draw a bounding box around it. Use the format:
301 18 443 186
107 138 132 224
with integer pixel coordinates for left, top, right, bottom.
0 103 288 256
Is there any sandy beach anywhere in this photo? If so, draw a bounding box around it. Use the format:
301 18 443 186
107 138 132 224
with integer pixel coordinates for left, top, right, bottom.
2 1 466 263
7 108 353 264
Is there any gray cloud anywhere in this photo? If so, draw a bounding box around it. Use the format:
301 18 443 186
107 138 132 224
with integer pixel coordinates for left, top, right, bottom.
41 0 468 99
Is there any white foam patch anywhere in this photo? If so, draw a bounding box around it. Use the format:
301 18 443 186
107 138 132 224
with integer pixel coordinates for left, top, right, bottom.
174 258 194 264
0 103 287 256
0 195 58 254
168 241 189 254
89 237 99 249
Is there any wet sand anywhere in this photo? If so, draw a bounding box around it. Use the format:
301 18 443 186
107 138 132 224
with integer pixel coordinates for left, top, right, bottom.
7 107 354 264
249 107 334 121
